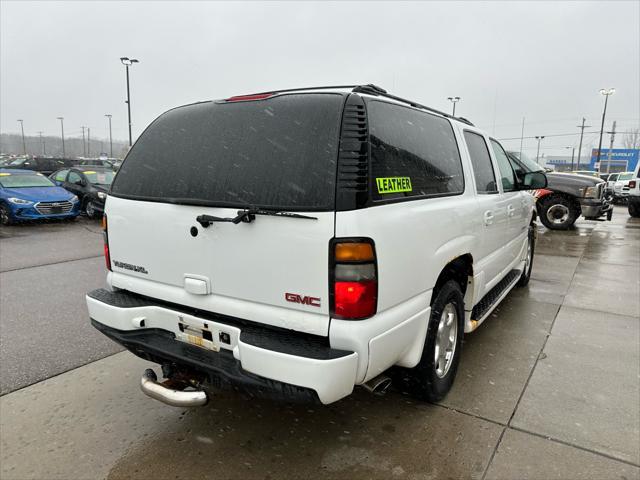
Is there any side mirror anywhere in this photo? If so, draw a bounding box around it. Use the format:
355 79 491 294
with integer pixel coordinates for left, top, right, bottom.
522 171 547 189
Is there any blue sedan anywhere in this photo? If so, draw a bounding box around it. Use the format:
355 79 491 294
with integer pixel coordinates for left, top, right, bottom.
0 169 80 225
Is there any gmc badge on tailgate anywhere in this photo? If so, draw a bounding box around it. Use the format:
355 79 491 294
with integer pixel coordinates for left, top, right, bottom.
285 292 321 307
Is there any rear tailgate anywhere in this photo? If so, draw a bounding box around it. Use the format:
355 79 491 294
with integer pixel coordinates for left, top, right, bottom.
107 93 346 336
107 198 334 335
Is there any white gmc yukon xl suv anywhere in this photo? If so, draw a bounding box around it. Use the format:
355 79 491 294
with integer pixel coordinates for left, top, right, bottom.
87 85 547 406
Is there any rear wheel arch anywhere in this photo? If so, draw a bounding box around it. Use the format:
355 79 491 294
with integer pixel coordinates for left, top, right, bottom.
433 254 473 303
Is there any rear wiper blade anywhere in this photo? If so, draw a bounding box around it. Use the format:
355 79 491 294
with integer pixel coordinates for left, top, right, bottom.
196 209 317 228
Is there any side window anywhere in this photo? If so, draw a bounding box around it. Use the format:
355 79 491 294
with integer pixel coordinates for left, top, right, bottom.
490 139 517 192
463 131 497 194
68 171 82 185
55 169 69 182
367 100 464 201
507 155 526 184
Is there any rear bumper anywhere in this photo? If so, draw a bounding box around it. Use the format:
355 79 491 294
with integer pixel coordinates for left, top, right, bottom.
87 289 358 404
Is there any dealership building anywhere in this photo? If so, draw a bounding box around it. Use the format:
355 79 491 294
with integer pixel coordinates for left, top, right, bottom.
546 149 639 173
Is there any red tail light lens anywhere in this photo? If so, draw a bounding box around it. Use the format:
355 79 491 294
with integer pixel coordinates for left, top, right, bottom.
334 281 377 319
331 239 377 320
629 180 637 189
102 215 111 271
225 93 273 102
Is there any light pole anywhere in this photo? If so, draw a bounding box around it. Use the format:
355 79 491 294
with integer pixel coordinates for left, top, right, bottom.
575 118 591 170
87 128 91 157
57 117 65 158
17 119 26 155
37 131 45 155
535 136 545 164
120 57 139 146
565 146 576 171
81 126 87 156
105 114 113 157
447 96 461 116
596 88 615 170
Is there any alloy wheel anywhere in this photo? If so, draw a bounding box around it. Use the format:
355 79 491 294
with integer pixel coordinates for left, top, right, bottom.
434 303 458 378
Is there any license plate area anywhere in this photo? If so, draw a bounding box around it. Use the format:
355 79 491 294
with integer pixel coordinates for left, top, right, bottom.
50 207 62 214
177 320 220 352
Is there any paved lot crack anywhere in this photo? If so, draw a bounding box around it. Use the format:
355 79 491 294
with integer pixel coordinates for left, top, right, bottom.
0 254 103 273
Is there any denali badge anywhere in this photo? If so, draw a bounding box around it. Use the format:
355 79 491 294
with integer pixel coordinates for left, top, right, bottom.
285 292 321 307
113 260 149 274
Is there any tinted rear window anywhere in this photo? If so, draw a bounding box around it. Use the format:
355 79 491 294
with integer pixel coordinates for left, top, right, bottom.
366 100 464 201
111 94 344 210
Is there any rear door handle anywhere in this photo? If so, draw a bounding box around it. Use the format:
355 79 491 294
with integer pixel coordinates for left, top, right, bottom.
484 210 494 225
507 205 515 217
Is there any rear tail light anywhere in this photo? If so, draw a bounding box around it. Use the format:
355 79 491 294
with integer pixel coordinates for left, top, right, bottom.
102 215 111 271
629 180 637 189
330 239 377 320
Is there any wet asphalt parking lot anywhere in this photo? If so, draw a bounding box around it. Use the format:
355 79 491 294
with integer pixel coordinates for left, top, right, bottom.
1 209 639 480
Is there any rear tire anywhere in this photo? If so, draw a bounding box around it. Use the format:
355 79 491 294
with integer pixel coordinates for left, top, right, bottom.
397 280 465 402
629 201 640 218
537 194 579 230
517 224 535 287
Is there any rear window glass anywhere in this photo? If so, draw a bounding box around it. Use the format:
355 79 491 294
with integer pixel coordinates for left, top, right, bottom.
366 100 464 201
619 173 633 180
111 94 344 210
83 170 114 185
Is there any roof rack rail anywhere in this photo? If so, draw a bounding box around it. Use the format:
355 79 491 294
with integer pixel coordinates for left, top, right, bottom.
225 85 360 98
351 84 474 126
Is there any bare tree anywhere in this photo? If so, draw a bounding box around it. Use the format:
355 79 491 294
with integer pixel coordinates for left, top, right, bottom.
623 128 640 150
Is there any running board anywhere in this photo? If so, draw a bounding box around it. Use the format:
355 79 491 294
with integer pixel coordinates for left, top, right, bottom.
469 269 521 330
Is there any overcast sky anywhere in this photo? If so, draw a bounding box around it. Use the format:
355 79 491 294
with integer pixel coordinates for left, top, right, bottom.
1 0 639 157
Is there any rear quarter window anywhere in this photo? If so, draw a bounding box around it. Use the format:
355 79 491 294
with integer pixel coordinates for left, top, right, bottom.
366 100 464 202
111 94 345 211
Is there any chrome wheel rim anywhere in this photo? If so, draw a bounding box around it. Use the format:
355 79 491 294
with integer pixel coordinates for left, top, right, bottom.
86 203 95 217
546 204 569 224
0 207 8 225
434 303 458 378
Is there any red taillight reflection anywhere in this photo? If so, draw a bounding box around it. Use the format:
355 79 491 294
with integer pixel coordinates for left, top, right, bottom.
334 281 377 320
629 180 637 189
103 242 111 271
103 214 111 271
225 93 273 102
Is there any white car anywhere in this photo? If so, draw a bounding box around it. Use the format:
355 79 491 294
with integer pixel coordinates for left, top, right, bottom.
87 85 546 406
612 171 634 202
627 164 640 217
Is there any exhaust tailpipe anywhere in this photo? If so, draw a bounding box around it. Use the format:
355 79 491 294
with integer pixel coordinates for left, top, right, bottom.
362 374 392 395
140 369 208 407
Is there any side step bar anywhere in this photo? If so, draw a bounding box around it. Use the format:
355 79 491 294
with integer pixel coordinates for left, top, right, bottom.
470 269 521 330
140 369 208 407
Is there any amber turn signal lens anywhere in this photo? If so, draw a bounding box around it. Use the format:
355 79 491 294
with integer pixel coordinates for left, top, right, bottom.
335 242 374 262
101 215 107 231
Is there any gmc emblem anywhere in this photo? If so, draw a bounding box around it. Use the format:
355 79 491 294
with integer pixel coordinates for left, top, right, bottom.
285 292 321 308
